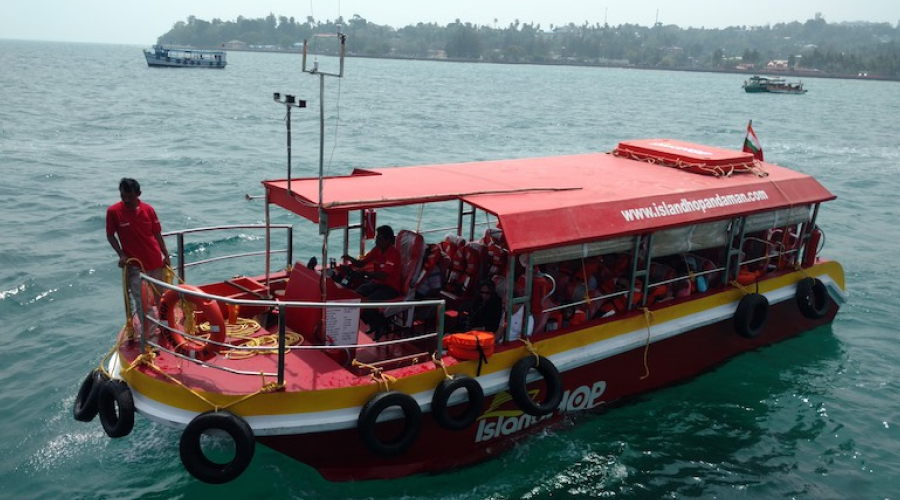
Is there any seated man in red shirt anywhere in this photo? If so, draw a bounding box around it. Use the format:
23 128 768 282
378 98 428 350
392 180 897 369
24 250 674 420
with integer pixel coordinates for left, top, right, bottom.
342 225 403 338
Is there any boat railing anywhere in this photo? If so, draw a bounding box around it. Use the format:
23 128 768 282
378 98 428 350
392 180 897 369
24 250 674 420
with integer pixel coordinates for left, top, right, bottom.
741 236 801 269
136 275 447 386
163 224 294 282
539 243 801 318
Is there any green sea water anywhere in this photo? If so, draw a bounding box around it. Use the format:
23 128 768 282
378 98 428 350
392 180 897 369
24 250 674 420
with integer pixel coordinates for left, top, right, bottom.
1 39 898 499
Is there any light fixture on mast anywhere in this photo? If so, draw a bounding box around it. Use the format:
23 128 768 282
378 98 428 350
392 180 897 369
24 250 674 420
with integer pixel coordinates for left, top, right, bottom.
272 92 307 194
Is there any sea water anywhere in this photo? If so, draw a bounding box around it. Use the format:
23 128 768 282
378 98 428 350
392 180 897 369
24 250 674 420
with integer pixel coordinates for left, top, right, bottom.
1 39 899 499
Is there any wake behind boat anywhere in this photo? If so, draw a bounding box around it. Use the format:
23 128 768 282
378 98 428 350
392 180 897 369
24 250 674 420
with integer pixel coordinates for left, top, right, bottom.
75 35 845 484
143 45 226 68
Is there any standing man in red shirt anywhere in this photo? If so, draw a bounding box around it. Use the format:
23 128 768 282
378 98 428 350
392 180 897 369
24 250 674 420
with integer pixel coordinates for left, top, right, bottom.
342 225 402 338
106 178 171 315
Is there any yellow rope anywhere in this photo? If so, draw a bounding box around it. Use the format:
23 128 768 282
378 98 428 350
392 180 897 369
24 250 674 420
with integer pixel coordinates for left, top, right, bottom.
793 262 811 278
102 313 284 412
352 359 397 391
639 307 654 380
432 352 452 380
221 332 305 360
729 280 753 295
127 352 283 411
518 337 540 365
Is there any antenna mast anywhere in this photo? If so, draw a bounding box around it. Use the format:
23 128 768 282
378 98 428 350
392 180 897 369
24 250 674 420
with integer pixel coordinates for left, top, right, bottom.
301 30 347 306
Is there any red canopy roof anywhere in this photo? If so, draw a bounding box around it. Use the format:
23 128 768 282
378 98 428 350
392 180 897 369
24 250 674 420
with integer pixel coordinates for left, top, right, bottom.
263 140 835 253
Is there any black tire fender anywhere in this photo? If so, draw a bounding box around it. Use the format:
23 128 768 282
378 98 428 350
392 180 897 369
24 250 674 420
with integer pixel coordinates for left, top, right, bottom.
796 277 830 319
508 355 563 416
179 411 255 484
431 375 485 431
98 380 135 438
358 391 422 457
73 369 107 422
734 293 769 339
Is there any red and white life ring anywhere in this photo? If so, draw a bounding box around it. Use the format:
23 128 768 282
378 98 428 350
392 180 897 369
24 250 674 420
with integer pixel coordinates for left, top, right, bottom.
159 284 226 361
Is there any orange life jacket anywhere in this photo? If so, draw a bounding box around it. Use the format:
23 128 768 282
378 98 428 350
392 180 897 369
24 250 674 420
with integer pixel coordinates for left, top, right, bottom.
443 330 495 360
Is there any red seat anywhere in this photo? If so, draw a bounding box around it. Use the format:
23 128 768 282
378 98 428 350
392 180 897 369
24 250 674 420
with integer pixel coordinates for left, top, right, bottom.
383 230 425 330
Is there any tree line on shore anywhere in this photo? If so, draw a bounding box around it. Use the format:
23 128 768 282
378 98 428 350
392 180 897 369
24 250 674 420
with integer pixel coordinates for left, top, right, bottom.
158 13 900 78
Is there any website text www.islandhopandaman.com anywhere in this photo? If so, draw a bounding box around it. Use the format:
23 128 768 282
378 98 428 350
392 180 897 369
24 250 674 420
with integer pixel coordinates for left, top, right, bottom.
621 189 769 222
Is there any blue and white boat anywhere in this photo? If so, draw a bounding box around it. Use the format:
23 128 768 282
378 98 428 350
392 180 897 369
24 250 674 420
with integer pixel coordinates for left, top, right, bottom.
143 45 227 69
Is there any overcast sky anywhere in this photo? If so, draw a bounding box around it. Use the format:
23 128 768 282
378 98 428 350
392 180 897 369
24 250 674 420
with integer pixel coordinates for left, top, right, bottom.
2 0 899 45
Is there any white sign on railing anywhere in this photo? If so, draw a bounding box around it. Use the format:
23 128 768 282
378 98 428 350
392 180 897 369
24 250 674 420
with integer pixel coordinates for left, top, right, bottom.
325 299 361 346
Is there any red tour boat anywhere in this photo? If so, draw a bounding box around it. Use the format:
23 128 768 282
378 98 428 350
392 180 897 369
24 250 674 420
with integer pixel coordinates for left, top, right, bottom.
74 36 845 484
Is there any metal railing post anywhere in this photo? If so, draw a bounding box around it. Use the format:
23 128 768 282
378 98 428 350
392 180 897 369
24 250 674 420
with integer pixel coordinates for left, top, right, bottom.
278 306 287 386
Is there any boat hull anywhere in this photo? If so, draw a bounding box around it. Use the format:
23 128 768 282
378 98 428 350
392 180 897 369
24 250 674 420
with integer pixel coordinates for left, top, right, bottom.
257 267 842 480
744 87 807 94
143 52 226 69
260 303 837 480
114 262 844 481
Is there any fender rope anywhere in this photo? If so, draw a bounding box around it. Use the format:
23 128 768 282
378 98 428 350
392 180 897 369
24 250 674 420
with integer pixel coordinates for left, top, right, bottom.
640 307 654 380
129 353 282 411
518 337 540 365
352 359 397 392
432 353 452 380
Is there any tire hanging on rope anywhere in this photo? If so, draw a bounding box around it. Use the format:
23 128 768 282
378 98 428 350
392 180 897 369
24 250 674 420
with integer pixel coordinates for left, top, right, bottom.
733 293 769 339
358 391 422 457
73 369 108 422
98 380 135 438
508 355 563 417
431 375 484 431
179 411 255 484
796 277 830 319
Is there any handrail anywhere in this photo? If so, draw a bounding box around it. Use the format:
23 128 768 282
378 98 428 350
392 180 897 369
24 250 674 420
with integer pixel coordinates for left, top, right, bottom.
139 275 447 385
162 224 294 282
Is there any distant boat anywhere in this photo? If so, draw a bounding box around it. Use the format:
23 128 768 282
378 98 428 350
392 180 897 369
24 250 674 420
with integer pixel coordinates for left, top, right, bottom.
143 45 227 69
743 75 806 94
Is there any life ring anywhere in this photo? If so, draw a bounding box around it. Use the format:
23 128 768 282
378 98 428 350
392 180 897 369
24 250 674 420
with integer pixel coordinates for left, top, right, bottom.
180 411 255 484
508 355 563 416
484 238 508 276
796 277 829 319
769 228 799 270
733 293 769 339
73 369 108 422
358 391 422 457
159 284 226 361
802 226 824 268
431 375 484 431
98 380 135 438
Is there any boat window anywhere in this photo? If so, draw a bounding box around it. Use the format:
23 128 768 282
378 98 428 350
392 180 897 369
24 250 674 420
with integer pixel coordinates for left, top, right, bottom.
650 220 731 257
744 205 810 233
532 237 633 266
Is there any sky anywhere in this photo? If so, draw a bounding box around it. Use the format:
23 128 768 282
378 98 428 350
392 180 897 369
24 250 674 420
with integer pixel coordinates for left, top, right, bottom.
1 0 899 45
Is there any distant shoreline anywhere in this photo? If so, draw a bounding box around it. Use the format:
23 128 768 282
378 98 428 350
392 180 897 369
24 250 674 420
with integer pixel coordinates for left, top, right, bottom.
223 46 899 83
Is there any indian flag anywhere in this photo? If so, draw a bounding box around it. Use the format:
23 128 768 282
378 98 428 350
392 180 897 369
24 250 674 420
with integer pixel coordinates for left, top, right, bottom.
742 120 764 161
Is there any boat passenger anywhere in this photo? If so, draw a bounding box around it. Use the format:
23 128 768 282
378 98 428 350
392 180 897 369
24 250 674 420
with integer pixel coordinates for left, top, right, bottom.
342 225 402 338
507 299 535 342
561 305 587 328
414 244 445 300
457 280 503 334
106 178 171 315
